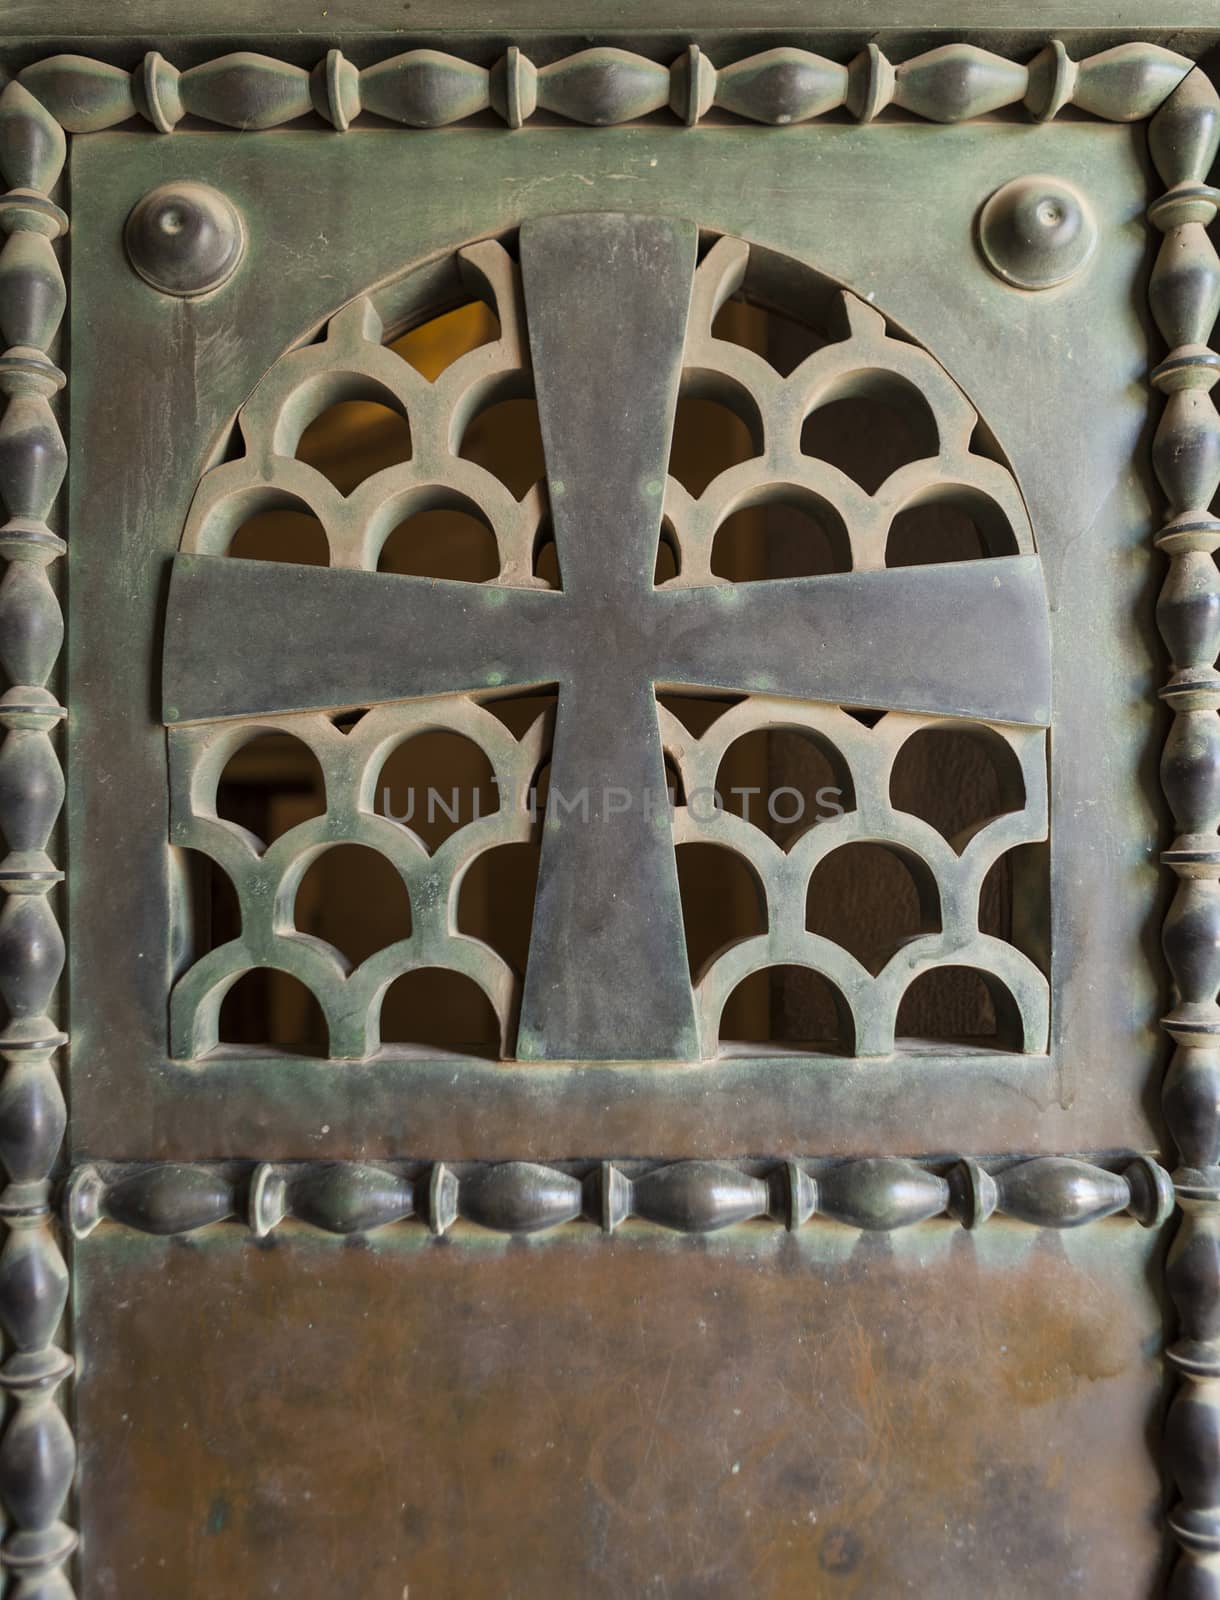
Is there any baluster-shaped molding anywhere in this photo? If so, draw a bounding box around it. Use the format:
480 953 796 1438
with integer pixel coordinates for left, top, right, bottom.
8 42 1195 135
250 1162 416 1236
1148 65 1220 1599
65 1155 1172 1241
0 78 73 1600
608 1160 774 1232
68 1164 235 1238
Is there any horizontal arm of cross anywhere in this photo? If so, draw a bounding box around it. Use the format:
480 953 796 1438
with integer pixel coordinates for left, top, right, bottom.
162 554 564 723
653 555 1052 727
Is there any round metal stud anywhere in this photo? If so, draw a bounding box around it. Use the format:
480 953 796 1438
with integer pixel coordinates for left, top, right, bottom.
978 174 1096 290
125 181 245 298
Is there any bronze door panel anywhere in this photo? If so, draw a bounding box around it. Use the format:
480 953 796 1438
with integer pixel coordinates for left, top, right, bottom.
0 22 1213 1598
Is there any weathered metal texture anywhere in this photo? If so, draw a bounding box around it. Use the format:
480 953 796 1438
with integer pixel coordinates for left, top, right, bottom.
0 2 1214 47
68 110 1160 1153
0 78 75 1600
72 1224 1167 1596
124 180 245 299
4 24 1210 1598
977 172 1097 290
10 41 1195 132
166 698 549 1061
1148 66 1220 1600
162 223 1051 1062
65 1154 1174 1239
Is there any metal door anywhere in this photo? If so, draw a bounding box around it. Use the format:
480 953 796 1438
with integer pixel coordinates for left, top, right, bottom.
0 11 1215 1596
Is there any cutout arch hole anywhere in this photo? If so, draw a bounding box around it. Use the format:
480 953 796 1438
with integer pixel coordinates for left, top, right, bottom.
801 374 939 493
718 965 855 1056
658 693 747 739
178 848 241 967
889 724 1026 849
715 726 855 846
292 386 413 494
528 522 683 589
458 387 546 501
291 845 412 969
806 842 941 975
885 487 1020 566
711 494 851 581
379 968 502 1058
711 293 825 376
670 373 765 498
376 496 501 581
215 731 326 848
457 840 542 979
376 732 500 853
895 965 1024 1050
533 524 561 589
654 522 680 585
662 755 686 808
226 506 330 566
481 689 557 744
218 969 329 1056
675 843 767 978
391 299 502 380
980 843 1050 969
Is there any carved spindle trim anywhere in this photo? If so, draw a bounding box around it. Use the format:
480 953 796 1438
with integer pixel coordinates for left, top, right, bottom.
68 1163 235 1238
1149 64 1220 1598
359 49 490 128
459 1161 584 1233
711 48 849 126
817 1157 948 1230
7 42 1195 136
0 77 73 1600
65 1156 1173 1241
622 1161 773 1232
250 1161 416 1237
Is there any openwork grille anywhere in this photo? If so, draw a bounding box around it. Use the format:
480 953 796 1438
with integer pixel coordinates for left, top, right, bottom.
168 229 1049 1063
665 702 1047 1056
169 701 548 1058
179 241 545 580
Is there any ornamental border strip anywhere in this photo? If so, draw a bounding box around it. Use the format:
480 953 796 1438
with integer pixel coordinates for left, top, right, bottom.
65 1155 1176 1239
1147 65 1220 1593
0 31 1207 1600
0 40 1202 132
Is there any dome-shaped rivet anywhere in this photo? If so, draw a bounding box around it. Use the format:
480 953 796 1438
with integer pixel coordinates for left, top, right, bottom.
978 174 1096 290
125 181 245 298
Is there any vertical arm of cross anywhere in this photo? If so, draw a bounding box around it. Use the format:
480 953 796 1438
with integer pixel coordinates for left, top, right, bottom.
516 213 700 1060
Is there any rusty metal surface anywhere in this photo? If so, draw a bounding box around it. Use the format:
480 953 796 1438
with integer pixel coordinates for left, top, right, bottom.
74 1223 1165 1597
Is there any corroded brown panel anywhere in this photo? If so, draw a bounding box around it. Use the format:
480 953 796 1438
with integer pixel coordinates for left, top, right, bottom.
75 1223 1162 1598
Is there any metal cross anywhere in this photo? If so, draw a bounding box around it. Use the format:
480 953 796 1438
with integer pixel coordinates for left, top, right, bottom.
163 212 1051 1062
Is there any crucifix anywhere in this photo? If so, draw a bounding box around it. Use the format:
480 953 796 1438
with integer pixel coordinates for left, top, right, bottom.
163 211 1051 1062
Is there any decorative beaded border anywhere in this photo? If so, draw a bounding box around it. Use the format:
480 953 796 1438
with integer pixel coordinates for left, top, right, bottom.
65 1154 1175 1239
1147 65 1220 1592
0 33 1208 1599
3 41 1200 131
